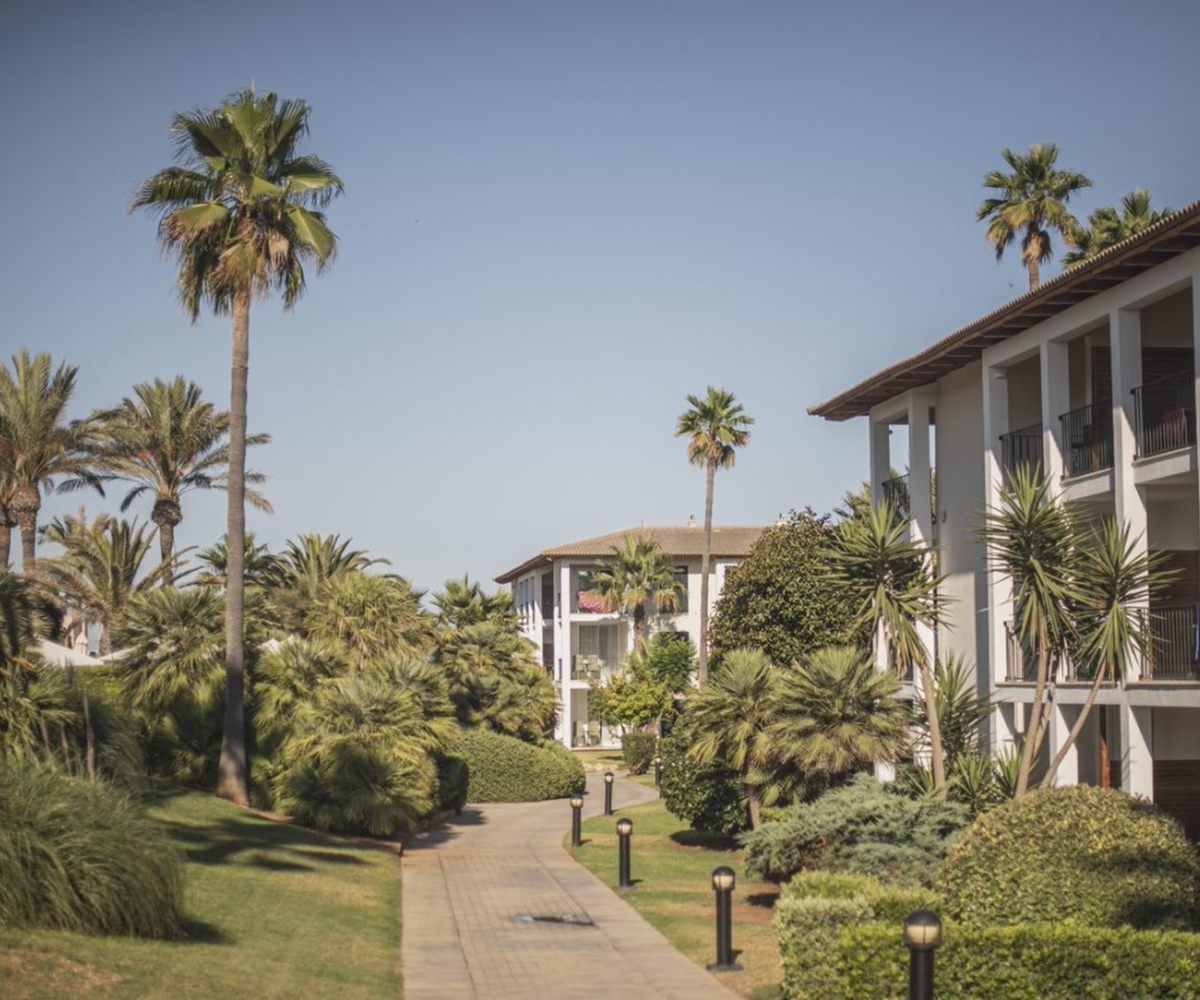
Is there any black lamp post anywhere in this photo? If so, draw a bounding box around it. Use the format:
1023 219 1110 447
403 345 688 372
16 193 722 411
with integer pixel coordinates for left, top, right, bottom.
569 794 584 848
616 817 633 889
903 910 943 1000
653 756 663 788
603 770 614 815
706 866 742 971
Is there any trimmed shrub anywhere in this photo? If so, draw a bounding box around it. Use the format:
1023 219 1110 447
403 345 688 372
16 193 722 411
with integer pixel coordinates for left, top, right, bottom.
742 774 969 884
781 870 942 925
0 764 184 938
938 785 1200 929
435 753 469 815
836 923 1200 1000
775 896 872 1000
621 732 658 775
658 731 747 836
450 730 584 803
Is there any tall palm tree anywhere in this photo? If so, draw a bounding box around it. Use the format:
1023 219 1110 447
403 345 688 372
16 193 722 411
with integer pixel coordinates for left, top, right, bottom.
264 533 388 633
832 498 948 794
590 534 685 649
977 143 1092 290
0 351 104 574
38 512 177 655
685 647 779 829
769 645 910 780
194 532 276 589
133 88 342 805
101 376 272 569
0 473 16 572
674 387 754 680
1063 189 1173 265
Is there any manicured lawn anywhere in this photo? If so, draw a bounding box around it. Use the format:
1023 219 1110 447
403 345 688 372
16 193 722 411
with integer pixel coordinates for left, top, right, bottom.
573 748 627 770
0 789 400 999
569 798 782 1000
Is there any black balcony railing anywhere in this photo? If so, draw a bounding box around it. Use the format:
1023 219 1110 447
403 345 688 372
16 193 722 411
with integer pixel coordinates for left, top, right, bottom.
1000 423 1043 481
1133 371 1195 458
1060 400 1113 478
881 474 910 515
1143 605 1200 681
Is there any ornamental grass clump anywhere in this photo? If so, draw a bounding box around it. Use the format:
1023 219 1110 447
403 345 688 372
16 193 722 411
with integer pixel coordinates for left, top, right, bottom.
938 784 1200 929
0 763 184 937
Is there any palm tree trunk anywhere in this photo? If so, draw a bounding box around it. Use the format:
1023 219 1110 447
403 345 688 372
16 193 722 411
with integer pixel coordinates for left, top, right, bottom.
0 518 10 571
1016 626 1050 797
747 781 763 830
916 657 947 797
216 288 250 807
1028 256 1040 291
1041 662 1108 788
698 461 715 682
633 604 646 650
13 485 39 575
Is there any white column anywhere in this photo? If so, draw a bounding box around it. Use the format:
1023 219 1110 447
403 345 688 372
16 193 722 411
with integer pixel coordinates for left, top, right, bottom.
558 561 572 747
1048 703 1080 786
1041 339 1069 483
870 418 891 506
907 389 935 547
982 363 1012 689
1121 703 1154 799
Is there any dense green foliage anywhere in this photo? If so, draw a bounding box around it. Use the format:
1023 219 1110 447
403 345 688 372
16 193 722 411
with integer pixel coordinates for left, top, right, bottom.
775 895 871 1000
450 728 584 803
658 729 747 835
710 510 857 666
834 923 1200 1000
0 763 184 937
742 774 969 884
938 785 1200 929
621 732 658 774
641 630 696 691
435 753 469 814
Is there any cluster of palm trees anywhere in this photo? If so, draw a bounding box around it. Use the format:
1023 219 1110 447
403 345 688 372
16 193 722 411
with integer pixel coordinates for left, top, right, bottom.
977 143 1172 290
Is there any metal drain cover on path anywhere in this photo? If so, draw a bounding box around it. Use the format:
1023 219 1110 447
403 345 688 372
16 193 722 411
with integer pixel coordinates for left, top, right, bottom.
515 913 595 926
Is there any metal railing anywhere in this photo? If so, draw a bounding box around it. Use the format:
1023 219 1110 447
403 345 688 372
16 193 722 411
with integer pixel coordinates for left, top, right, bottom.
999 423 1043 481
1133 371 1195 458
1059 400 1113 477
1142 605 1200 681
881 474 910 515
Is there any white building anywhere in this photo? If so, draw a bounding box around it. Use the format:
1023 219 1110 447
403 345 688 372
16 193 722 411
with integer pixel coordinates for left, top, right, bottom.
811 201 1200 838
495 524 765 749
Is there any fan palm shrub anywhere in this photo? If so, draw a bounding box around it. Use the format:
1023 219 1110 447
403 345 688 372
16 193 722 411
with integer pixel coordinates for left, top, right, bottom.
590 535 685 649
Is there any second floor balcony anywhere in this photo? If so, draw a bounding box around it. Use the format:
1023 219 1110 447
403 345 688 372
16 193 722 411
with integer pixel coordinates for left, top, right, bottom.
1133 371 1195 459
1060 400 1113 478
1000 423 1043 482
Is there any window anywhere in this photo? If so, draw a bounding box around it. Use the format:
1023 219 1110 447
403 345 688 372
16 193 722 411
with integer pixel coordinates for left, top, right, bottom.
670 567 688 614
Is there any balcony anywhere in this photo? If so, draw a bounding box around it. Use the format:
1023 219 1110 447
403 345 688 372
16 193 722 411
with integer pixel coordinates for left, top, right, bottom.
1000 423 1043 482
1133 371 1195 458
1060 400 1113 478
881 474 910 515
1006 607 1200 684
571 654 621 682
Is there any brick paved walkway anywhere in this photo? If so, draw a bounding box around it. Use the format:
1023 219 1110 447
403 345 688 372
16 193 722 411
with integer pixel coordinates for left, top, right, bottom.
400 771 741 999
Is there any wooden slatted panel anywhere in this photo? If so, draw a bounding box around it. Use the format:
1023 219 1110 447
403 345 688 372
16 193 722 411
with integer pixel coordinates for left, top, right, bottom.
1153 760 1200 840
1155 551 1200 608
1091 347 1193 409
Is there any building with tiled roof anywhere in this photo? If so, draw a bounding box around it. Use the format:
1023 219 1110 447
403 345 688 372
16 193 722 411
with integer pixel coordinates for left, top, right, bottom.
496 522 766 750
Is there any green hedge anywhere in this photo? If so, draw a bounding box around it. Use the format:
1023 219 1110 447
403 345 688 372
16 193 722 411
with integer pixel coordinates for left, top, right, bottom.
837 923 1200 1000
435 753 469 815
621 732 657 775
449 730 584 803
658 730 747 835
782 870 942 925
938 785 1200 929
776 896 872 1000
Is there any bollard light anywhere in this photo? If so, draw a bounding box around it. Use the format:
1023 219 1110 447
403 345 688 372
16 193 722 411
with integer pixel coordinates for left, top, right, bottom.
706 866 742 971
903 910 943 1000
569 794 584 848
653 756 663 788
616 817 633 889
603 770 615 815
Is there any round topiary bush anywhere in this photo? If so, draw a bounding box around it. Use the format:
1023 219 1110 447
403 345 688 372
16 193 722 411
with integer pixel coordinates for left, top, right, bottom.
938 785 1200 929
449 730 584 803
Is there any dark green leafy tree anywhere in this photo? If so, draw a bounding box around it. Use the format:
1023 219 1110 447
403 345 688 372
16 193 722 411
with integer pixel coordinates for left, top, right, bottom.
133 88 343 805
642 630 697 692
977 143 1091 289
1064 189 1172 264
100 376 272 568
675 387 754 679
710 508 858 667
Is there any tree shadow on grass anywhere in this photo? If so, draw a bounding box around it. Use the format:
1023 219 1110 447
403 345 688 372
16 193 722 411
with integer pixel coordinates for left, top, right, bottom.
669 830 739 851
180 917 232 945
745 890 780 910
160 814 375 870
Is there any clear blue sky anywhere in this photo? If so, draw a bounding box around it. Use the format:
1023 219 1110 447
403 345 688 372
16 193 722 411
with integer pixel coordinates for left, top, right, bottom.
4 0 1199 594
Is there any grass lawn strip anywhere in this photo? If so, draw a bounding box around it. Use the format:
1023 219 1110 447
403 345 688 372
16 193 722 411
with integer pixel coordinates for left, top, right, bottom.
0 789 400 1000
569 798 782 1000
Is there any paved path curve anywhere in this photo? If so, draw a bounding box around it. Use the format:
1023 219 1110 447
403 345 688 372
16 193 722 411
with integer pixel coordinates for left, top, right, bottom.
400 771 741 1000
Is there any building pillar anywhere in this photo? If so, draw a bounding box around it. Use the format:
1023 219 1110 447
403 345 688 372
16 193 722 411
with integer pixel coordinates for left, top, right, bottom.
558 560 573 747
1041 339 1070 483
907 388 936 684
1120 703 1154 800
869 417 891 507
1048 703 1080 787
982 362 1012 695
1191 268 1200 551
